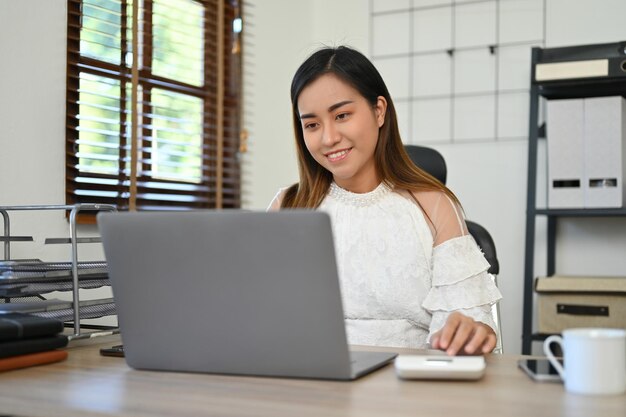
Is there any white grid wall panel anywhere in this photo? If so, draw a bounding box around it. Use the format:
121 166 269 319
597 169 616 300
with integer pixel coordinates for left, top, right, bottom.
370 0 545 144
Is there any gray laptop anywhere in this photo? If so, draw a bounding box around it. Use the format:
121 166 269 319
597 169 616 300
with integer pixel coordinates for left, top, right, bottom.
98 210 396 380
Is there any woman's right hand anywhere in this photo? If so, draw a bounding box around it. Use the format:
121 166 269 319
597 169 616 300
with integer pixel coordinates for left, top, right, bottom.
430 312 496 356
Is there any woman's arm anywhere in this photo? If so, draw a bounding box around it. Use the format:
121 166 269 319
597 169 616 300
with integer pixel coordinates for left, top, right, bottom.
413 190 502 355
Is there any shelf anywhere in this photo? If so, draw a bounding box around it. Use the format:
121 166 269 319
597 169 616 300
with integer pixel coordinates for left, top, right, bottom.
531 333 558 341
522 41 626 354
537 77 626 99
0 236 33 242
534 208 626 217
45 237 102 244
531 40 626 99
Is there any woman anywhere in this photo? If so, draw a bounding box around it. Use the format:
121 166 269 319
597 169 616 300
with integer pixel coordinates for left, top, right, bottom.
268 46 501 355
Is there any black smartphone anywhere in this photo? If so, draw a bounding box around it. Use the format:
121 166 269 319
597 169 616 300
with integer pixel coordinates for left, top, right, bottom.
517 358 562 382
99 344 125 357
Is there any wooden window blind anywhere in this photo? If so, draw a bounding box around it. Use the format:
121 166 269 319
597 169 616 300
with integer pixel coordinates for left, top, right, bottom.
66 0 242 217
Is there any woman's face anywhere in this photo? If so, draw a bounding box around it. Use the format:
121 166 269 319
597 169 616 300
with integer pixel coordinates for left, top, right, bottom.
297 73 386 193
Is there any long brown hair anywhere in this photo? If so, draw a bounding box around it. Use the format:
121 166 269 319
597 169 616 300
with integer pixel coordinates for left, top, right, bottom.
282 46 459 209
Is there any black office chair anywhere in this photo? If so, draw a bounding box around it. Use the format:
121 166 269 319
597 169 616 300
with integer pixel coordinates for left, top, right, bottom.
404 144 503 352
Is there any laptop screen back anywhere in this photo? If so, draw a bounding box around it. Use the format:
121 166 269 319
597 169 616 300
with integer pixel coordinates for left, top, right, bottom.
98 210 354 379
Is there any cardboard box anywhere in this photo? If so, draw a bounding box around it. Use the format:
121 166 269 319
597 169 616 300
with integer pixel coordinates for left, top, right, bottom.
535 276 626 334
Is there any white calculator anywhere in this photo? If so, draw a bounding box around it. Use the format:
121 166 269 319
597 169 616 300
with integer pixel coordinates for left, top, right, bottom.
394 355 486 380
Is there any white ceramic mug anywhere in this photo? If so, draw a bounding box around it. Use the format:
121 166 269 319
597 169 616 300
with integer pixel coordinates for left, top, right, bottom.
544 328 626 395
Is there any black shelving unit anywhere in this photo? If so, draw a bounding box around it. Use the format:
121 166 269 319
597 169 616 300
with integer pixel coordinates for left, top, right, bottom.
522 41 626 354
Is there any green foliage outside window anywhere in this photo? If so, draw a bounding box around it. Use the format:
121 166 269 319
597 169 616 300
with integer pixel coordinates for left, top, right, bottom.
77 0 205 184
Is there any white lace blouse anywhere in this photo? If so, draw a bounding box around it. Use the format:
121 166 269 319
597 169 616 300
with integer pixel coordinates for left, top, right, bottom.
269 182 502 349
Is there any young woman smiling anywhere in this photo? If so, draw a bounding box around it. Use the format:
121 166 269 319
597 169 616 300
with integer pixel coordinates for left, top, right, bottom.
268 46 501 356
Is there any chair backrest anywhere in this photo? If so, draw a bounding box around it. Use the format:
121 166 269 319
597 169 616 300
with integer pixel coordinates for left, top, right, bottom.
404 145 447 185
404 145 499 275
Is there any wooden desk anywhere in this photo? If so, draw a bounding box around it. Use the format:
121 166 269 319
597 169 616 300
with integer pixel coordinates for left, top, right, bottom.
0 336 624 417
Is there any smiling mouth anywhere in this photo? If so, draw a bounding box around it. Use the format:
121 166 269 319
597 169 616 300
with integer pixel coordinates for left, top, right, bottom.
325 148 352 162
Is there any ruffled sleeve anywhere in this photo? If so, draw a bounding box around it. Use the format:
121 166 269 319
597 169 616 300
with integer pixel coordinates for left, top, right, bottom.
422 235 502 338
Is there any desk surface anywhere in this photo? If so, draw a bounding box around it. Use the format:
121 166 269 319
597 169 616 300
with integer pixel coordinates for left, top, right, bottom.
0 335 624 417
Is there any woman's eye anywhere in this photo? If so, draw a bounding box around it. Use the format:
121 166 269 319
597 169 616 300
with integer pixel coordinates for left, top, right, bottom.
336 113 349 121
304 122 318 130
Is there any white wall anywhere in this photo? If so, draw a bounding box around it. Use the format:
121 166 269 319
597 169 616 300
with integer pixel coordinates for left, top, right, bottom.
241 0 369 208
545 0 626 48
239 0 309 208
0 0 103 259
1 0 626 353
0 1 66 207
0 0 111 323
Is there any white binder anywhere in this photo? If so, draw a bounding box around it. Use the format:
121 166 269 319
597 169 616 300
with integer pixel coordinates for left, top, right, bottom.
583 96 626 208
547 99 585 208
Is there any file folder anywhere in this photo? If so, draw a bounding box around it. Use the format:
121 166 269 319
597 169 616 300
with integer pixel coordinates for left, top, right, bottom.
583 96 626 208
547 99 585 208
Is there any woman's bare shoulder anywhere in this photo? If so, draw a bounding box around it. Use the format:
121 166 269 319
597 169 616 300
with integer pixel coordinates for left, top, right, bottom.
398 188 467 245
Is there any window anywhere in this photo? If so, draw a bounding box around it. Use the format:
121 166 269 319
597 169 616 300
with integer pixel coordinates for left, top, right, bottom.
66 0 242 217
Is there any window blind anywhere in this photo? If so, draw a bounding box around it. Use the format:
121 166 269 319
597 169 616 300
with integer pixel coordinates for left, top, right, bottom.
66 0 242 217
